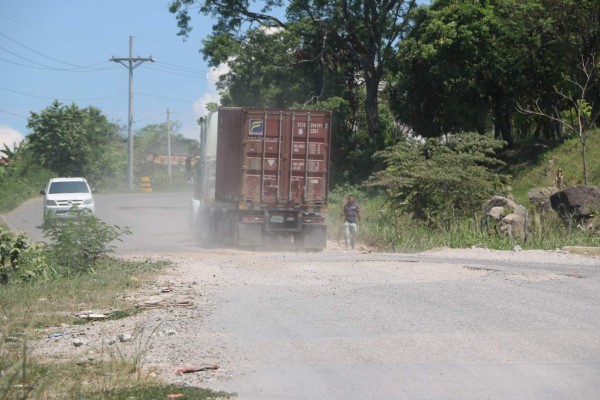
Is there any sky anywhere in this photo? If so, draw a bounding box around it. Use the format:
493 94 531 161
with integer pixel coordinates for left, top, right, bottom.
0 0 225 149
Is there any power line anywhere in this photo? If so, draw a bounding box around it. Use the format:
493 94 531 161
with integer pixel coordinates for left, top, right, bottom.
0 13 120 44
0 31 99 70
0 108 28 119
136 91 199 104
0 54 117 72
146 65 207 80
0 85 123 102
155 60 208 74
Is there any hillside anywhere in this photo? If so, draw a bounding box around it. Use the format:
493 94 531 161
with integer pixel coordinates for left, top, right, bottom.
503 129 600 205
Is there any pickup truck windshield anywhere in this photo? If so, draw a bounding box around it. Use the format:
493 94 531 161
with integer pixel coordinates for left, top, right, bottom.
48 181 89 194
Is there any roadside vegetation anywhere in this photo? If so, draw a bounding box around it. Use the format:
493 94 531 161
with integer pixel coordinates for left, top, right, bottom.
329 130 600 252
0 102 196 215
0 217 232 399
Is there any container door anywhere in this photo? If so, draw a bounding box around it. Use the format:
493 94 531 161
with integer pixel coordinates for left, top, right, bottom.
241 110 284 205
287 112 329 205
240 109 330 207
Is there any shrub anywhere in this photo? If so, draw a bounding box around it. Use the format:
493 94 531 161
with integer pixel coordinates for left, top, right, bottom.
368 132 508 226
43 212 131 275
0 227 50 284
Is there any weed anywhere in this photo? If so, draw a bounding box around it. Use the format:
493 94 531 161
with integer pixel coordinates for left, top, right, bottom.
105 322 161 375
329 189 600 252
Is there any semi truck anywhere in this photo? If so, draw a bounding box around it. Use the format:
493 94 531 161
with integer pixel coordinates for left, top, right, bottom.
190 107 332 250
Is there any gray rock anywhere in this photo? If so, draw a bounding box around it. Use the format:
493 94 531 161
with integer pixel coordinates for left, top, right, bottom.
500 213 527 241
482 196 519 215
488 206 505 221
117 333 132 343
483 196 529 241
528 187 559 211
550 185 600 222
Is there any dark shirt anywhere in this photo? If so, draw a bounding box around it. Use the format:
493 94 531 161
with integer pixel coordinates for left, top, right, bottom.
343 203 360 223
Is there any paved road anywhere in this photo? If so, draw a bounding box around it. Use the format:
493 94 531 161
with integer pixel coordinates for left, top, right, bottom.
3 192 198 254
5 193 600 399
178 250 600 400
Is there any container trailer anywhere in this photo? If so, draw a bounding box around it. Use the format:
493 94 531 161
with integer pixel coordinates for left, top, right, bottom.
190 107 332 250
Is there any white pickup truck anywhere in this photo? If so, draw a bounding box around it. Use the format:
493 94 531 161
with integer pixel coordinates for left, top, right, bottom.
40 177 95 220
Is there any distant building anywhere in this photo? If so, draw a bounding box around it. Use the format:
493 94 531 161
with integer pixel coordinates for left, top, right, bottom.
144 138 199 172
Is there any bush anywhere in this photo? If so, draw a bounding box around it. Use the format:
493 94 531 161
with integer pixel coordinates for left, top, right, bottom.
0 168 54 213
368 132 508 226
0 226 50 284
43 212 131 275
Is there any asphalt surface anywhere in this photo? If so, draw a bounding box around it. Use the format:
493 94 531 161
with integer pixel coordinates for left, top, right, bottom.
3 192 198 254
176 250 600 400
4 192 600 399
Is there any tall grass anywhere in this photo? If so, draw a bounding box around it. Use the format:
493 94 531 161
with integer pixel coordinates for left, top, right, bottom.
329 130 600 252
329 189 600 252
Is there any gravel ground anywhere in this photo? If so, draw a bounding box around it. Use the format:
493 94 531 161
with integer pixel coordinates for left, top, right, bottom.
30 243 600 399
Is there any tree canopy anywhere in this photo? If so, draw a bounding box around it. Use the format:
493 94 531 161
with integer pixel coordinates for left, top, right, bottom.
26 101 125 185
170 0 416 180
169 0 599 184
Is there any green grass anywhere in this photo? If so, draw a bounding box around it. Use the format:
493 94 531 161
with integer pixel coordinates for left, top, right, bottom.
509 129 600 204
0 356 233 400
85 385 234 399
338 200 600 252
0 257 235 400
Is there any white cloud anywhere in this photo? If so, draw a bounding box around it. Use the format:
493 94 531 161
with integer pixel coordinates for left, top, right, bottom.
193 63 230 119
178 64 231 140
0 126 24 150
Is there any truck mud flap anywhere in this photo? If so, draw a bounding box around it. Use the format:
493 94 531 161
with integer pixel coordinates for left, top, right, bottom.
302 224 327 250
238 222 262 246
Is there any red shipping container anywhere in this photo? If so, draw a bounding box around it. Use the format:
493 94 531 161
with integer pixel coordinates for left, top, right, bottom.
215 108 331 209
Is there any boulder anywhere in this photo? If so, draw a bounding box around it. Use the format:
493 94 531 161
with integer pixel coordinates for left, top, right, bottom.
499 213 527 241
488 206 505 221
528 187 559 211
482 196 518 215
550 185 600 222
483 196 527 217
585 217 600 234
483 196 529 241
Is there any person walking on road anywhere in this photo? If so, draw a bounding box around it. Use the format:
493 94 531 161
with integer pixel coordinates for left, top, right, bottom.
342 195 360 249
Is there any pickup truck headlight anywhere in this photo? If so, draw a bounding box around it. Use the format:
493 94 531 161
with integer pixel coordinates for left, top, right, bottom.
45 200 57 206
82 198 94 205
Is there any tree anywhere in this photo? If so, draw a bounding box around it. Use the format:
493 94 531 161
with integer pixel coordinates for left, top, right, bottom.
207 27 315 108
27 101 124 186
518 55 598 184
134 122 199 180
169 0 416 148
390 0 543 144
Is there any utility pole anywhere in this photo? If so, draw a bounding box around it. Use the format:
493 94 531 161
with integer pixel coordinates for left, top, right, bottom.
197 116 207 201
167 108 172 180
110 35 154 191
